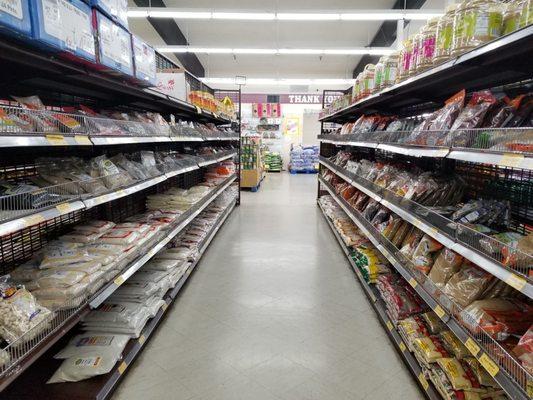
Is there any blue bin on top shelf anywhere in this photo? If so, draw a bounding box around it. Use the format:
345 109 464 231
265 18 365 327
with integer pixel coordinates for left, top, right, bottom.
0 0 32 39
30 0 97 64
90 0 128 30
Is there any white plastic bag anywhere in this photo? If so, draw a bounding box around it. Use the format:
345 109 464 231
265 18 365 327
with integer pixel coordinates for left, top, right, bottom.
54 332 130 359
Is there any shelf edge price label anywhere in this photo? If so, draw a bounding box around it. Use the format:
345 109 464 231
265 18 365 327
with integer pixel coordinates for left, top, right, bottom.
479 353 500 377
465 338 480 357
74 135 92 145
24 214 46 227
161 302 168 311
138 335 146 345
118 361 128 375
505 274 526 292
418 373 429 391
114 276 125 286
500 153 524 168
55 203 71 214
408 278 418 288
46 134 67 146
386 320 394 331
434 305 446 320
399 342 406 352
195 105 202 114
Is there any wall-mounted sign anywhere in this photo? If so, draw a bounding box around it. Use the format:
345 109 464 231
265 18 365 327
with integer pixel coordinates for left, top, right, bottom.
242 93 343 105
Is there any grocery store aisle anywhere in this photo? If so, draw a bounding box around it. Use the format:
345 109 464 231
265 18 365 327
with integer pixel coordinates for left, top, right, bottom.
113 173 422 400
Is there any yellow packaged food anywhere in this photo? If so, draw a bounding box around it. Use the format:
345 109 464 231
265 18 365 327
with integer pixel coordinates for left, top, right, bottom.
436 357 472 391
440 330 470 359
413 336 449 364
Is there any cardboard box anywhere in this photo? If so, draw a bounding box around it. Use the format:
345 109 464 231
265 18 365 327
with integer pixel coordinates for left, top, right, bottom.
240 169 261 188
132 35 156 87
90 0 128 29
155 70 189 102
0 0 32 39
93 9 133 76
31 0 96 63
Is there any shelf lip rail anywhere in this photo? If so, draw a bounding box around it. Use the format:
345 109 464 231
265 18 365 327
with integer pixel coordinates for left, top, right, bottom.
319 157 533 299
318 174 532 400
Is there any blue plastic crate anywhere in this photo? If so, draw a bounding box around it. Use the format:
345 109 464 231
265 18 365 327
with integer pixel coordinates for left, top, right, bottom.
90 0 128 29
132 35 156 86
31 0 96 63
0 0 32 38
94 9 133 76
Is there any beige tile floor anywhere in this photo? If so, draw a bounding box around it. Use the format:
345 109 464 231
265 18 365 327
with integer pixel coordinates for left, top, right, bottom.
113 173 423 400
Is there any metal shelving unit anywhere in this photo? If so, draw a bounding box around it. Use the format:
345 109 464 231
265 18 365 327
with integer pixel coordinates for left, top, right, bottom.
318 175 532 400
1 199 237 400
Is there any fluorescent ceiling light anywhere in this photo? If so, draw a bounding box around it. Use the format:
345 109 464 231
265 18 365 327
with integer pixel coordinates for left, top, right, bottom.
276 13 340 20
200 77 355 86
156 46 393 55
128 8 443 21
212 12 275 20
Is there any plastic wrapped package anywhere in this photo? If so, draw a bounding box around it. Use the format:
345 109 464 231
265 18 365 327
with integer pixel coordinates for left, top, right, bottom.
99 230 140 245
436 358 472 391
412 336 450 366
39 247 92 269
440 331 470 360
47 350 122 384
479 232 523 256
411 235 444 274
400 229 425 259
74 221 116 234
109 281 159 303
55 332 130 360
428 363 482 400
28 270 87 290
421 311 445 335
110 154 149 180
90 156 131 189
461 298 533 341
143 258 184 272
398 316 430 350
428 248 464 288
512 326 533 375
0 280 53 344
443 263 493 308
502 233 533 268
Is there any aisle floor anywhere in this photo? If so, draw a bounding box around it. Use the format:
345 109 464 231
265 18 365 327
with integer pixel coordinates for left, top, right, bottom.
114 173 423 400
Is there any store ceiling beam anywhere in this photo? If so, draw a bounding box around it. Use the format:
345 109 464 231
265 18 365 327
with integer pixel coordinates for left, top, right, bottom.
352 0 427 77
132 0 205 77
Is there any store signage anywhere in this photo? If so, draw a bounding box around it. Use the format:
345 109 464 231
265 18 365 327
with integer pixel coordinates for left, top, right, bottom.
242 93 343 105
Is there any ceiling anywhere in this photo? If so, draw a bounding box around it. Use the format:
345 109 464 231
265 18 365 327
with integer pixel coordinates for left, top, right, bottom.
127 0 445 92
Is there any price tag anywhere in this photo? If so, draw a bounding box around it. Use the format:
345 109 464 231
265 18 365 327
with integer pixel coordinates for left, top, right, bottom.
479 353 500 377
505 274 527 292
500 153 524 168
117 361 127 375
434 305 446 320
55 203 71 214
213 113 219 118
399 342 407 352
386 320 394 331
46 134 67 146
161 303 168 311
369 291 377 302
24 214 45 227
138 335 146 345
195 106 202 114
114 276 125 286
74 135 92 145
418 373 429 390
115 189 127 198
465 338 481 356
408 278 418 288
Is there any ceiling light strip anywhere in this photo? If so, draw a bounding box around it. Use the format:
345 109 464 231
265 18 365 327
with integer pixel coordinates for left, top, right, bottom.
128 8 443 21
199 78 355 85
156 47 395 55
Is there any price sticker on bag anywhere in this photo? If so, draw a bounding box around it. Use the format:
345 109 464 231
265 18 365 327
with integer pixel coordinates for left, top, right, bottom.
479 353 500 377
465 338 480 356
505 274 526 292
46 134 67 146
56 203 71 214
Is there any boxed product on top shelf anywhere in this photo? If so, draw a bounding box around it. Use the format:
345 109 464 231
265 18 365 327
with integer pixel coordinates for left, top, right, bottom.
290 145 319 172
331 89 533 152
90 0 128 30
131 35 157 87
0 0 32 39
92 9 133 77
30 0 96 64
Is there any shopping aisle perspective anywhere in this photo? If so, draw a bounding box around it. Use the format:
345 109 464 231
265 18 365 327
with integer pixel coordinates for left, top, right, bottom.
113 174 422 400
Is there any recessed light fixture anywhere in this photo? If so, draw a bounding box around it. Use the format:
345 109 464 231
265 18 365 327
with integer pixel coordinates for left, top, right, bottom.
156 46 395 56
128 8 443 21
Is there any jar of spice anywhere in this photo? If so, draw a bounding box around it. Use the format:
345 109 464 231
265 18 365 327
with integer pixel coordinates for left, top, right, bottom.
360 64 375 98
417 17 439 71
373 57 385 93
409 32 423 76
519 0 533 28
397 37 413 82
434 4 457 64
451 1 468 56
382 53 399 88
503 2 521 35
462 0 503 51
